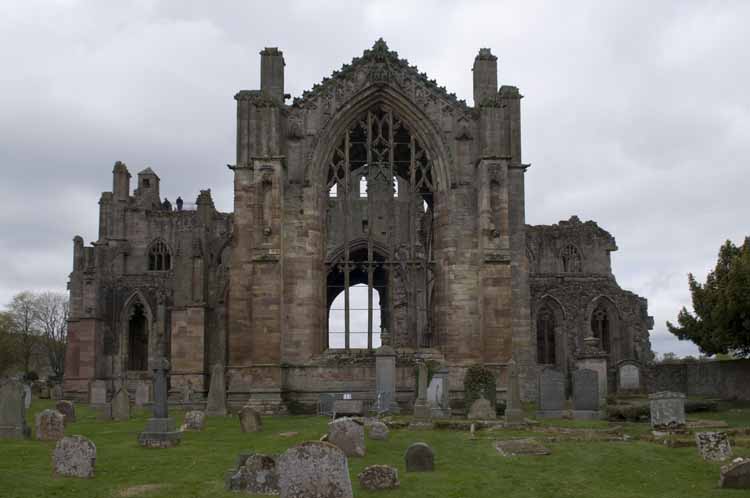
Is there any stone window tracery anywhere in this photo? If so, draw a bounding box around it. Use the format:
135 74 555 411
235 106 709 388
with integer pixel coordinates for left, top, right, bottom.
561 244 582 273
536 305 556 364
591 304 610 353
148 240 172 271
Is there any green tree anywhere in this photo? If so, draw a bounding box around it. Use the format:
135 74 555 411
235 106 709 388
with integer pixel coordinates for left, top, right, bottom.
0 311 18 375
667 238 750 357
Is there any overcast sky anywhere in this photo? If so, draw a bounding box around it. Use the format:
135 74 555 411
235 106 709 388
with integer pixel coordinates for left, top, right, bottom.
2 1 748 357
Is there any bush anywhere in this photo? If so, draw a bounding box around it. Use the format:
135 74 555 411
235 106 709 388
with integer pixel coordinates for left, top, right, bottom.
463 364 497 411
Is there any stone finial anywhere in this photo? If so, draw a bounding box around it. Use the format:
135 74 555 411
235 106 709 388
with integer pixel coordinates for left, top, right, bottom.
473 48 498 106
260 47 285 102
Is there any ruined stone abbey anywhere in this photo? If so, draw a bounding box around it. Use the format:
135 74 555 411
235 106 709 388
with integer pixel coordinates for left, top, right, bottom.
64 40 654 412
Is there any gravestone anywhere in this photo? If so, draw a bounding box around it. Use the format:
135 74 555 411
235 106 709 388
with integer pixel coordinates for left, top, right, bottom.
277 441 353 498
537 368 565 418
50 384 63 401
89 380 107 405
112 388 130 421
138 357 182 448
225 453 280 495
327 417 365 457
97 403 113 421
318 393 335 417
205 363 227 416
618 362 641 392
649 391 686 430
720 458 750 489
23 384 31 409
368 420 389 440
35 409 65 441
135 381 151 406
358 465 400 491
56 400 76 426
239 405 262 433
572 369 601 419
39 383 50 399
412 362 431 419
0 379 30 439
495 438 551 456
505 358 524 424
333 399 364 417
405 442 435 472
53 435 96 478
467 396 496 420
184 410 206 431
695 432 732 462
427 367 451 418
182 382 194 404
375 345 400 414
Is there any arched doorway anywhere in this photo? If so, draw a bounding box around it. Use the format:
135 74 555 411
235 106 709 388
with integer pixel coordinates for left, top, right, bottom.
127 303 148 371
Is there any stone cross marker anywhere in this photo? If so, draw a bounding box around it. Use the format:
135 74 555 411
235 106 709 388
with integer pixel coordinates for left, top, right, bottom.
138 357 181 448
572 369 600 419
505 359 524 424
412 362 431 419
537 368 565 418
206 363 227 416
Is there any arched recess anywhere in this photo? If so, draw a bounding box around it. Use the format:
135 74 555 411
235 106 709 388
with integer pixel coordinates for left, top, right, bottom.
586 295 623 359
120 291 154 372
533 295 566 368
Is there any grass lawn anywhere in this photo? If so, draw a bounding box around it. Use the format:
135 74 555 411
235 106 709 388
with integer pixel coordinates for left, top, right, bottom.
1 400 749 498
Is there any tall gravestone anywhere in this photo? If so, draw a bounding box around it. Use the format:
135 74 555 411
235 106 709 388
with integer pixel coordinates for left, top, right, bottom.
112 388 131 421
575 336 608 413
206 363 227 416
427 367 451 419
617 361 642 392
135 381 151 406
537 368 565 418
505 358 524 424
138 357 181 448
572 369 601 419
412 362 431 419
89 380 107 406
0 379 31 439
375 345 400 414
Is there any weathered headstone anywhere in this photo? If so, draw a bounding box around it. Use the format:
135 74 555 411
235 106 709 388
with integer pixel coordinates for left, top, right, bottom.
35 409 65 441
405 442 435 472
505 358 524 424
412 362 431 419
649 391 686 430
205 363 227 416
375 345 400 414
138 357 181 448
467 396 496 420
23 384 32 409
39 383 50 399
89 380 107 405
427 367 451 418
327 417 365 457
537 368 565 418
239 405 262 433
358 465 400 491
56 400 76 426
182 382 194 404
572 369 601 419
0 379 30 439
696 432 732 462
368 420 389 440
318 393 335 417
112 388 130 421
50 384 63 401
720 458 750 489
333 399 364 417
495 438 551 457
618 362 641 391
226 453 279 495
135 381 151 406
53 435 96 478
184 410 206 431
277 441 353 498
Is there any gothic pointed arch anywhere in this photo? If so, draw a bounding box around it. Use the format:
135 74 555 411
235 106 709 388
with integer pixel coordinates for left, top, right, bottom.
534 295 565 366
147 238 173 271
560 243 582 273
587 295 621 356
120 291 154 372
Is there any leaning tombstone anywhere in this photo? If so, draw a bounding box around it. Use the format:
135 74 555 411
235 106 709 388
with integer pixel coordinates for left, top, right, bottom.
405 442 435 472
720 458 750 489
56 400 76 426
137 357 181 448
278 441 353 498
572 369 601 419
695 432 732 462
35 409 65 441
239 405 262 433
649 391 686 430
205 363 227 416
112 388 131 421
225 453 280 494
327 417 365 457
537 368 565 418
0 379 31 439
53 435 96 478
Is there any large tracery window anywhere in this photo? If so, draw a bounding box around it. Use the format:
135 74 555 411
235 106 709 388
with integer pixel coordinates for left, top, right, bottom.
148 240 172 271
591 304 611 353
325 106 435 350
536 305 556 365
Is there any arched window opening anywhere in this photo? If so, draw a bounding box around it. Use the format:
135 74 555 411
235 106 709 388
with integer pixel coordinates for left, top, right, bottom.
359 176 368 197
329 183 338 198
561 244 582 273
393 176 399 197
128 303 148 371
536 305 556 364
148 240 171 271
329 284 382 349
591 304 610 353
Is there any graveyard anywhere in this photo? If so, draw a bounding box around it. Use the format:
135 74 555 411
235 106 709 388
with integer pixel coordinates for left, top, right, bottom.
1 395 749 498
